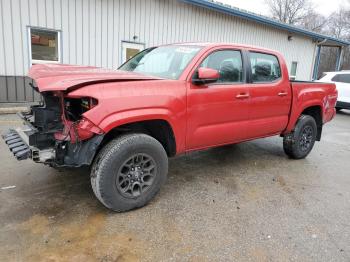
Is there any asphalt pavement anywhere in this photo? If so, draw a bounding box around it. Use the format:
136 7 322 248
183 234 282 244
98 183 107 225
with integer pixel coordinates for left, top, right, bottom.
0 111 349 262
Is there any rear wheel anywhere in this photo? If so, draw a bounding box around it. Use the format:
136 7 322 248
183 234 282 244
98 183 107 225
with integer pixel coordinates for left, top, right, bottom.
283 115 317 159
91 133 168 212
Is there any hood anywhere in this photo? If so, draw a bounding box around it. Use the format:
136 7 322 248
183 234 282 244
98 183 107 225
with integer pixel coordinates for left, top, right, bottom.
28 64 162 92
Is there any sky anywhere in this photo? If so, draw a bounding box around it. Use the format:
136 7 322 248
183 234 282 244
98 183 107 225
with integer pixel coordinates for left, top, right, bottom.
218 0 350 17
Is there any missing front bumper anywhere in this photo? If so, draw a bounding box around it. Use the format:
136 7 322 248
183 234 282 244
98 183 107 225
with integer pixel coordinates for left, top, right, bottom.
2 102 104 167
2 128 32 160
2 125 104 167
2 127 56 162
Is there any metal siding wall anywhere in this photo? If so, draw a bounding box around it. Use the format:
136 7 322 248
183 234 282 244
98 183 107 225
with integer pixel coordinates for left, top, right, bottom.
0 0 6 101
0 0 319 102
61 0 69 64
76 0 83 65
1 0 15 76
20 0 30 76
82 0 89 65
68 0 76 64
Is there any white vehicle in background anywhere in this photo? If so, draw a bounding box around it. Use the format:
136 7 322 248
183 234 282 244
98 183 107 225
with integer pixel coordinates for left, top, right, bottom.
318 71 350 111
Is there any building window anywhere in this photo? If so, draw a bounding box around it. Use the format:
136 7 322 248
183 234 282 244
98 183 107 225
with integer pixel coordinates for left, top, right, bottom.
290 61 298 80
29 28 61 64
249 52 281 82
121 41 145 64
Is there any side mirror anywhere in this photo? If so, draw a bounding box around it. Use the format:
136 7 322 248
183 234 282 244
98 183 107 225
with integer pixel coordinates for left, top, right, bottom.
192 67 219 85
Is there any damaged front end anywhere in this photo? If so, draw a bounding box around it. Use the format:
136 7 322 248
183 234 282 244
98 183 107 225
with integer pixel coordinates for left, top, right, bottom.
2 90 104 167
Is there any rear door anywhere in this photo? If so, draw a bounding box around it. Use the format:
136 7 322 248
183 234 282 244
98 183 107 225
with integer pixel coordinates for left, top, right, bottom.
244 51 292 138
186 49 251 150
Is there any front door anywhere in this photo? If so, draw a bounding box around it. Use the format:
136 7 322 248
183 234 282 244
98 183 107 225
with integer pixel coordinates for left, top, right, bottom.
186 49 251 150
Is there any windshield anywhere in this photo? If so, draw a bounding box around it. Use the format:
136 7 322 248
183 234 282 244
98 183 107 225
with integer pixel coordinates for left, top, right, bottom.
119 45 202 79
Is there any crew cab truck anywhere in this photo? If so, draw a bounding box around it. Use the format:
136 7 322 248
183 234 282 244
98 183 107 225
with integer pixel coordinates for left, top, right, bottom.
2 43 337 212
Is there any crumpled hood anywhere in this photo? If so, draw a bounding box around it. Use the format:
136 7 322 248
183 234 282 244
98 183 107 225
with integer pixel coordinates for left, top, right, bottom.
28 64 162 92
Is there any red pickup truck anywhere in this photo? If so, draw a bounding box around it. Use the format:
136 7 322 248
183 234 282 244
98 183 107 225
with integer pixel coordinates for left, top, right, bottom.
2 43 337 211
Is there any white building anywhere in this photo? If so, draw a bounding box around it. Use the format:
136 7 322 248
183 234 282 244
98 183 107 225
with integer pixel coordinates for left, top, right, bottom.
0 0 348 102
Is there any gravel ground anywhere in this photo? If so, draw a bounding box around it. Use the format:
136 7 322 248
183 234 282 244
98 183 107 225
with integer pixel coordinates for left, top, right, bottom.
0 111 349 262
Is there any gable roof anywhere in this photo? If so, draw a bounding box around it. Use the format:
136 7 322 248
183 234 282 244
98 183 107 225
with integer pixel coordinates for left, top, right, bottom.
180 0 350 46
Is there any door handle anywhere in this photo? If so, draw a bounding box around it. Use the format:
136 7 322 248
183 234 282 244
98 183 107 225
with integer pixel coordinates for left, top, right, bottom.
278 91 288 97
236 93 250 99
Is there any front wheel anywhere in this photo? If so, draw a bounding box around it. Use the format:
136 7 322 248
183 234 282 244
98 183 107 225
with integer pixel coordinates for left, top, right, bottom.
283 115 317 159
91 133 168 212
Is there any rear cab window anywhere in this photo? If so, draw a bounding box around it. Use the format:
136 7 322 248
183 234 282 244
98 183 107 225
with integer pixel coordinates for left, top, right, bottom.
249 52 281 83
198 50 244 83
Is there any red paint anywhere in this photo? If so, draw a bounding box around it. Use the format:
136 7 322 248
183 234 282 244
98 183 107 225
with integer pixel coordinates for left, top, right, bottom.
284 82 337 133
28 43 337 154
28 64 161 92
197 67 220 80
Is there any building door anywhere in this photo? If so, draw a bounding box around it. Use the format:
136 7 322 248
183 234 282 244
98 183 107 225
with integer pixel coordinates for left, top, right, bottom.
121 42 145 63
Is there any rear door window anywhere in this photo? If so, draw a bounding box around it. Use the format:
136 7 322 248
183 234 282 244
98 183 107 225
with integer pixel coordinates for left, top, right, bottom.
331 74 350 83
249 52 281 83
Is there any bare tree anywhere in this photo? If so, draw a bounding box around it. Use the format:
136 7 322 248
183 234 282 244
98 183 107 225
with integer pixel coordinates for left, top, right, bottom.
266 0 350 75
326 9 350 71
302 10 328 33
265 0 312 25
316 8 350 76
327 9 350 38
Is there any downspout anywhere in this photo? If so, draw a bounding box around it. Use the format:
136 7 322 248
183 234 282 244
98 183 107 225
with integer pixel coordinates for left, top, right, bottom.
312 38 327 80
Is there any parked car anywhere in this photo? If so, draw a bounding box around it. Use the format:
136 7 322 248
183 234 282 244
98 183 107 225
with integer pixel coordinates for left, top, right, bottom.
2 43 338 212
317 71 350 111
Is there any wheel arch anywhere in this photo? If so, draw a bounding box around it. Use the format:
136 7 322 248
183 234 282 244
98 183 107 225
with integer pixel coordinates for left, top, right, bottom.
301 105 322 141
285 103 323 141
99 118 177 157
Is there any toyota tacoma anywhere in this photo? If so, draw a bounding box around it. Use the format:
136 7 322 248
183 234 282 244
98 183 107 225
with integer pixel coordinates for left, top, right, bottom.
2 43 338 211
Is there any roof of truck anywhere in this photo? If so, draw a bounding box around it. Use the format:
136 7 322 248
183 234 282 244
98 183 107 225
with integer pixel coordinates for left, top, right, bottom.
170 42 279 53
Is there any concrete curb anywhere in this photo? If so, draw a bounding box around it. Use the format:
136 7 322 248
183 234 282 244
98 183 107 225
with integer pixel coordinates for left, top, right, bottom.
0 107 29 114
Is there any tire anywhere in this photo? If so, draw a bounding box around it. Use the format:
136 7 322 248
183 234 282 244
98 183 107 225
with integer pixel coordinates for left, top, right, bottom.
91 133 168 212
336 107 341 112
283 115 317 159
